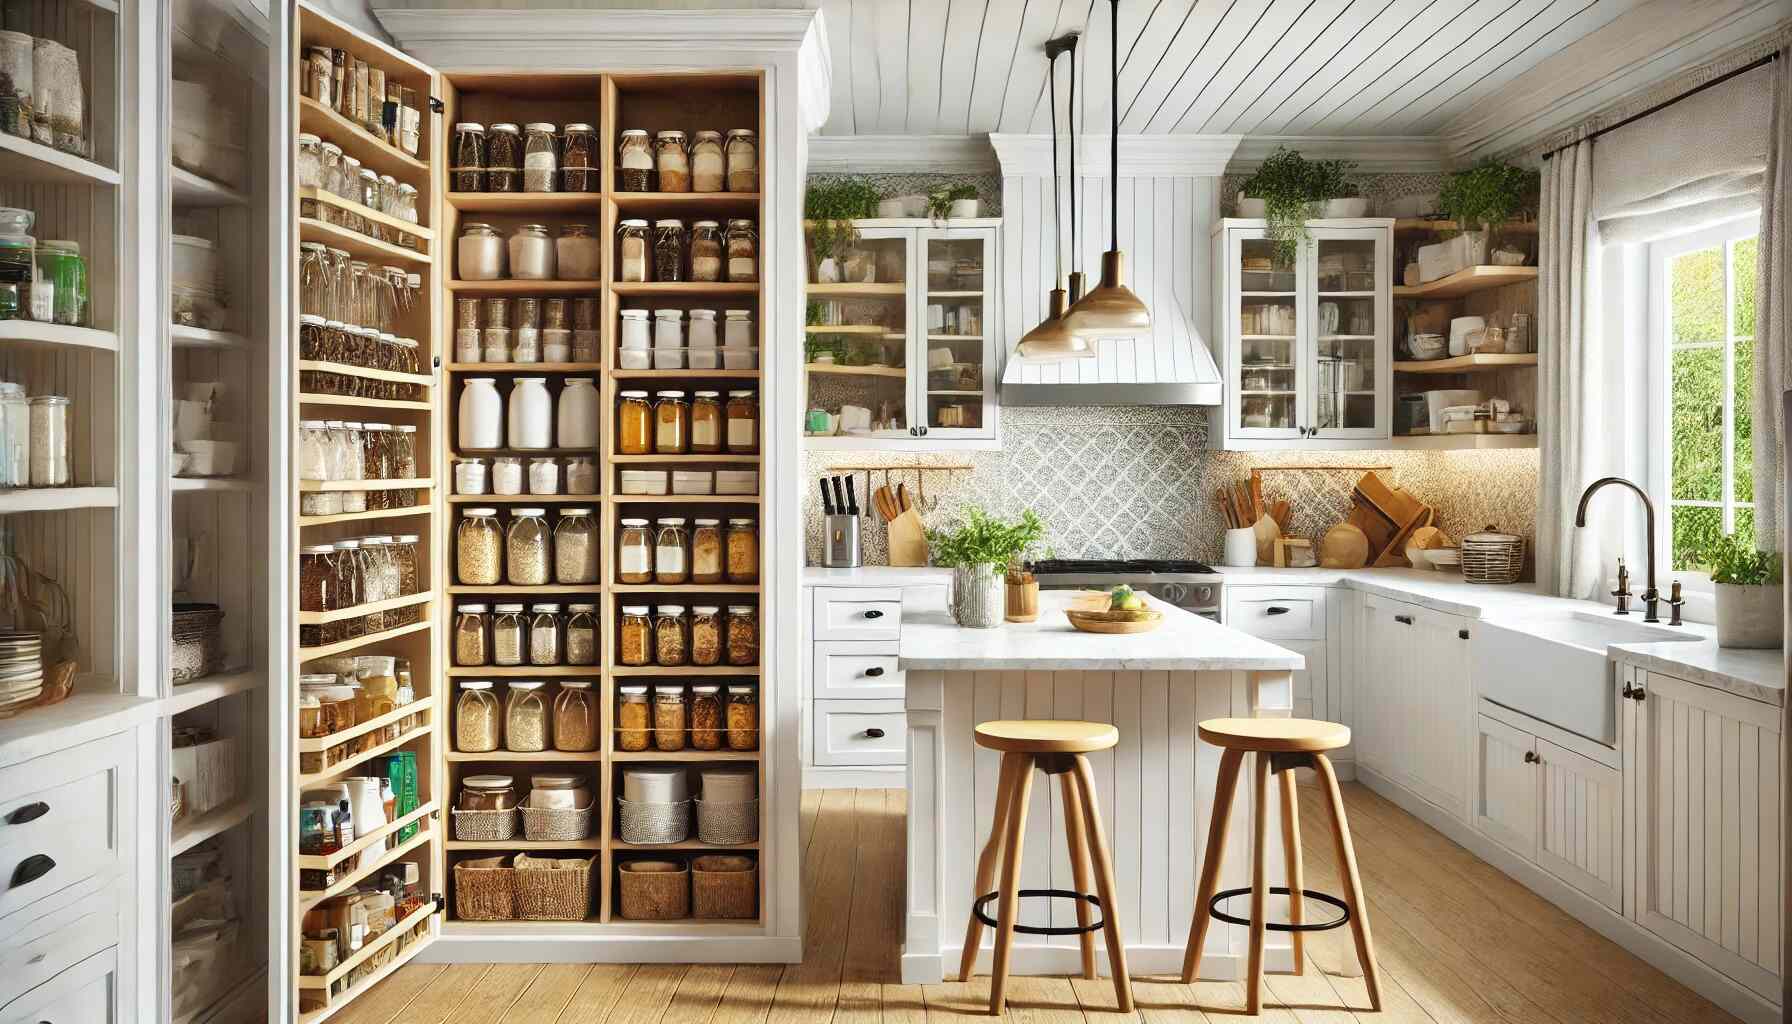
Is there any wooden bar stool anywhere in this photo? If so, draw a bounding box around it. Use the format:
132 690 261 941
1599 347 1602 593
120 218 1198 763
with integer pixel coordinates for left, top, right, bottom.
1180 717 1381 1015
959 720 1133 1016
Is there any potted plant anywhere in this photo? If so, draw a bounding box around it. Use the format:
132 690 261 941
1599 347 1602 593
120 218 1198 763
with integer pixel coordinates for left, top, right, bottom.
1310 157 1366 217
1703 534 1784 649
927 508 1044 629
928 183 980 221
1437 159 1539 263
805 178 882 283
1237 147 1327 263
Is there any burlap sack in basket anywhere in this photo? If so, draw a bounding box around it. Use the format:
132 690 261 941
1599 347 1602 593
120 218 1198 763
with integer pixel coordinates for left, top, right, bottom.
453 855 516 921
617 859 689 920
692 854 756 919
514 852 594 921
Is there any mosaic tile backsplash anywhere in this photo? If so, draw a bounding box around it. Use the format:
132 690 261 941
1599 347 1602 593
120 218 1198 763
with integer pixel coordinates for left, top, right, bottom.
802 407 1540 570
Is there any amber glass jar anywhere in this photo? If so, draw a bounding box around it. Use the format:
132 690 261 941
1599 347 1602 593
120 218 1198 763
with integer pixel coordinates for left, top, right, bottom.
690 391 723 453
690 605 722 667
653 684 687 751
458 774 516 811
725 390 758 453
616 685 650 751
725 604 758 666
617 390 652 455
690 518 723 584
654 604 688 666
617 518 653 584
725 518 759 583
690 684 723 749
725 685 760 750
618 606 652 666
553 680 598 752
653 391 689 454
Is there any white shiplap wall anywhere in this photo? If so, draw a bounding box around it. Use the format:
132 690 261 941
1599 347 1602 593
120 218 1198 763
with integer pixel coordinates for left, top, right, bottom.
997 171 1216 387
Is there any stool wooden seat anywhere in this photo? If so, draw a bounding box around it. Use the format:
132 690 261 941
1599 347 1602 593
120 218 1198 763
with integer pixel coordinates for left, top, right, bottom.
1181 717 1380 1016
960 720 1132 1016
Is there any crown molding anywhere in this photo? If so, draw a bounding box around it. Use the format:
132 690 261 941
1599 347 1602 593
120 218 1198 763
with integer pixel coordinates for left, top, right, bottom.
806 135 999 172
376 7 821 54
988 133 1243 177
1226 135 1452 173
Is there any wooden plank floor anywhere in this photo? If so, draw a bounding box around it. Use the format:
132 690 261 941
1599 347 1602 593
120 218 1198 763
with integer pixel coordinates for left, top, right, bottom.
335 783 1741 1023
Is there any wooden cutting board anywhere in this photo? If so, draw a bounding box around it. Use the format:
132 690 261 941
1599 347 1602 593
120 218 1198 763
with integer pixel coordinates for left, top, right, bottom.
1319 523 1370 569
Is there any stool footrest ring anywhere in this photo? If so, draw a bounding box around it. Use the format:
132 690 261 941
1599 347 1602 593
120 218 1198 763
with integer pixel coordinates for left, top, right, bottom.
1208 886 1351 932
972 889 1105 935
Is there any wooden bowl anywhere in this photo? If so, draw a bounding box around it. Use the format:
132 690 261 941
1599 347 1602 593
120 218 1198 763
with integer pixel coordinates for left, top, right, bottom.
1066 609 1165 635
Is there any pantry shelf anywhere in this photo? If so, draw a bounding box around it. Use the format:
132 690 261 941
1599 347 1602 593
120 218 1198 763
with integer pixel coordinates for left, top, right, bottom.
610 369 761 380
610 192 760 216
295 919 434 1024
1393 353 1539 373
171 325 250 350
296 360 434 388
298 392 432 411
1392 265 1538 299
297 617 432 660
172 477 257 493
297 697 434 754
298 593 431 626
610 665 761 677
0 320 119 353
296 801 439 872
1388 433 1538 451
444 838 605 850
172 167 250 207
0 132 122 186
299 217 431 267
609 583 760 594
610 282 759 296
444 749 602 762
805 363 905 378
299 505 432 527
608 453 760 464
446 494 603 504
805 283 904 296
171 797 256 857
610 749 759 763
167 669 260 714
300 187 435 242
299 477 433 492
297 95 429 180
446 666 601 677
607 494 761 505
445 584 603 596
446 279 603 294
0 487 119 513
301 828 435 910
610 838 760 851
446 362 602 373
447 192 605 214
295 720 435 791
296 901 436 990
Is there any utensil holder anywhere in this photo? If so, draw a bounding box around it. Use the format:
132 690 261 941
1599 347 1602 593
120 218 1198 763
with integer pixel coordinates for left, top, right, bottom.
1222 527 1259 567
823 514 861 568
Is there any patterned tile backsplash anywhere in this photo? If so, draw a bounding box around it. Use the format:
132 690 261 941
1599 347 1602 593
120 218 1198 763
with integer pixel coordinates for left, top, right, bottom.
802 407 1539 569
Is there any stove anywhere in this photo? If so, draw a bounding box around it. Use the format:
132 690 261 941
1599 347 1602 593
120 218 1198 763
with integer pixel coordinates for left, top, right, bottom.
1029 558 1224 622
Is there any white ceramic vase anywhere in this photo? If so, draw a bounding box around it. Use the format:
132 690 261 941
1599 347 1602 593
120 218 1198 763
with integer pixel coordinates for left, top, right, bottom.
1714 582 1784 649
951 563 1005 629
949 198 980 218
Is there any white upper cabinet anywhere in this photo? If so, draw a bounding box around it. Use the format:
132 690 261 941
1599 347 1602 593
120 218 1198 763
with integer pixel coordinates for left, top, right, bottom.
1210 219 1393 450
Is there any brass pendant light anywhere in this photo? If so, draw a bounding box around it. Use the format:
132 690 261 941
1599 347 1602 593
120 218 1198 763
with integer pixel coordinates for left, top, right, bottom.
1065 0 1151 338
1016 35 1091 361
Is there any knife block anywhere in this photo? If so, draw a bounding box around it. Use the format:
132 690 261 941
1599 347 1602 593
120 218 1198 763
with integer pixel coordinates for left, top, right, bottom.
886 509 928 567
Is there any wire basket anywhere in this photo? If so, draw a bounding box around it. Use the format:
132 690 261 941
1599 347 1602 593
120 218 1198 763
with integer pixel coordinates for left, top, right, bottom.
695 798 758 845
1461 526 1525 585
452 807 519 842
514 853 594 920
170 603 223 684
617 798 691 844
521 801 595 842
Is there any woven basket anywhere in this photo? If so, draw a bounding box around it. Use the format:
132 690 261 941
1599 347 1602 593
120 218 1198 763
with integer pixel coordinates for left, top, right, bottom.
695 799 758 845
170 604 224 684
514 853 594 920
452 807 519 842
618 798 691 844
1461 527 1525 585
692 855 756 919
521 801 595 842
617 859 690 920
453 855 515 921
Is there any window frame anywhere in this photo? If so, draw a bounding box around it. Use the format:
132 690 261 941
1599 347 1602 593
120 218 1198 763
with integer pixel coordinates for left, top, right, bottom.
1645 215 1759 592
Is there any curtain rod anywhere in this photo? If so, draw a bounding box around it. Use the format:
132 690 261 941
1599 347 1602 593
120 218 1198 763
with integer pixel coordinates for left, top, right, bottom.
1542 51 1779 160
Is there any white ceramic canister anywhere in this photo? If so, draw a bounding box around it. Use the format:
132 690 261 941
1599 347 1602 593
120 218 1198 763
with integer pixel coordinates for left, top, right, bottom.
457 377 502 450
722 309 753 347
622 765 689 804
507 377 553 449
557 377 599 449
700 766 756 804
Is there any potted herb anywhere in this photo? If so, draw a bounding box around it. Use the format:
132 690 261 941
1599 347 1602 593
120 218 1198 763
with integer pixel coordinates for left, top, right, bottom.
1238 147 1330 263
927 508 1044 629
1437 159 1539 262
928 183 980 221
805 178 882 283
1310 158 1365 218
1703 534 1784 649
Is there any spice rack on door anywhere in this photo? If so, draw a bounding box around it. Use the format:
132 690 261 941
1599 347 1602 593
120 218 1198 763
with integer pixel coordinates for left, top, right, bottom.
437 69 767 931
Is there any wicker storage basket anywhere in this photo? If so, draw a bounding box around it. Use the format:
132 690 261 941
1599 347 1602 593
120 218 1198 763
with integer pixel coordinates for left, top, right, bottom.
617 859 690 920
521 801 595 842
695 799 758 845
618 798 691 844
1460 526 1525 584
453 855 515 921
171 603 224 684
452 807 519 842
692 855 757 919
514 853 594 921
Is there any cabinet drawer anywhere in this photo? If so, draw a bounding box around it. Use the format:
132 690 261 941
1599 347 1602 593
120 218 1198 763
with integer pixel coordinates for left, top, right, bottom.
813 641 904 700
0 734 127 925
813 587 904 641
1228 589 1325 640
0 947 113 1024
814 700 906 766
0 884 117 1012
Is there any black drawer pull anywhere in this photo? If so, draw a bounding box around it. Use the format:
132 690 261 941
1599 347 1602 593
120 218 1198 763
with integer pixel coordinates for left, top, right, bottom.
11 853 55 889
6 801 48 825
1394 614 1414 625
1265 606 1290 616
863 609 884 620
864 666 885 677
863 728 886 739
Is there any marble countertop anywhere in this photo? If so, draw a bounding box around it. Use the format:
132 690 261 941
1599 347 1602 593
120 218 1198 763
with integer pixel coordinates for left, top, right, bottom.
898 590 1305 672
803 566 956 588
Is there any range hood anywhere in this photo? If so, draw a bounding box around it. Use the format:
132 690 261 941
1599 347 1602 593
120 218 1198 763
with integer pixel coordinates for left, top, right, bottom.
1000 323 1222 406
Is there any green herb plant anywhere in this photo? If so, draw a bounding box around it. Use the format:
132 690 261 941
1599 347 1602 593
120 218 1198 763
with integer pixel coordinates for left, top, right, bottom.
1702 532 1783 586
927 183 979 221
805 178 883 271
1437 159 1539 241
1239 148 1356 263
927 508 1045 570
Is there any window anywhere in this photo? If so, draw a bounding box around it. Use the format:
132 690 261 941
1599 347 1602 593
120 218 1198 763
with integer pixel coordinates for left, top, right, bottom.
1648 218 1759 576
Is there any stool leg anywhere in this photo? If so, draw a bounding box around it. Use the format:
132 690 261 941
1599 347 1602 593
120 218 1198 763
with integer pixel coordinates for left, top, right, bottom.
1179 747 1245 983
1314 753 1382 1011
1059 771 1098 981
1070 754 1134 1013
1278 766 1305 974
988 756 1035 1015
959 753 1022 983
1245 752 1271 1015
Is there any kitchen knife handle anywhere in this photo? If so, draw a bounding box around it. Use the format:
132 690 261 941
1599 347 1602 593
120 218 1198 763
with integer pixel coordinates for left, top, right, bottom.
845 476 859 515
818 478 834 515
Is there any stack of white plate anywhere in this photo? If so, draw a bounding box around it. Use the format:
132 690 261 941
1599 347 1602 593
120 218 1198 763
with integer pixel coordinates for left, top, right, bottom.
0 630 45 713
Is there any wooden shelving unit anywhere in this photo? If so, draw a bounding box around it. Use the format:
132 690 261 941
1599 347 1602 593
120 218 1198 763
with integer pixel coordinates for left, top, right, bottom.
1393 353 1538 374
1392 265 1538 299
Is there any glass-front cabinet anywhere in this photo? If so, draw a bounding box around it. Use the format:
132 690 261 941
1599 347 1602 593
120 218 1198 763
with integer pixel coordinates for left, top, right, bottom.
1213 220 1392 449
804 220 1000 447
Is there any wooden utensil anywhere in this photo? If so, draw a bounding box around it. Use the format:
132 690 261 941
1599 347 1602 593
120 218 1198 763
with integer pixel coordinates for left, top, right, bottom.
1319 523 1370 569
897 482 913 512
1273 537 1313 568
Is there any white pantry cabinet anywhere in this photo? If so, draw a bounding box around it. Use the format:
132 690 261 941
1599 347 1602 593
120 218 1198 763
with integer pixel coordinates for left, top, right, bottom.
1358 595 1470 821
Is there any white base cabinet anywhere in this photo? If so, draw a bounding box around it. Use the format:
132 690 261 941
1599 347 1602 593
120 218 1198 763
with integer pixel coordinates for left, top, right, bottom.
1359 595 1471 822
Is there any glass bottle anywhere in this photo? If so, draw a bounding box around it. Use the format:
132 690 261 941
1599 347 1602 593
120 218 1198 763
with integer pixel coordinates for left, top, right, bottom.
689 220 723 282
725 604 758 666
690 606 723 667
726 518 759 583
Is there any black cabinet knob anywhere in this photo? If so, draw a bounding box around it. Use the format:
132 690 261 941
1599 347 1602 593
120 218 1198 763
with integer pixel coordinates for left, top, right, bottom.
863 609 883 619
863 728 886 739
1523 751 1540 764
6 801 48 825
864 666 885 677
1266 606 1290 616
10 853 54 889
1394 614 1414 625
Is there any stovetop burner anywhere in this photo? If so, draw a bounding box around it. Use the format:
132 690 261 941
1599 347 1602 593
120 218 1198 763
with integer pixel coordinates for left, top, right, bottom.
1029 558 1219 575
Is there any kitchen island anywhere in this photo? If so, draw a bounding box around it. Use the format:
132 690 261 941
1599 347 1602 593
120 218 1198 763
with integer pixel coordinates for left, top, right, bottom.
897 590 1306 984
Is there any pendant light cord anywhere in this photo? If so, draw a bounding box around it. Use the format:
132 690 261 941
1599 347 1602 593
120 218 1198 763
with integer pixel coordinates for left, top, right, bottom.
1109 0 1119 252
1049 55 1062 283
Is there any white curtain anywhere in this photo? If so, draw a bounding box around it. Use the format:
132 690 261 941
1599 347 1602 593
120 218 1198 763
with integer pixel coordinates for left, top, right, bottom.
1752 50 1791 555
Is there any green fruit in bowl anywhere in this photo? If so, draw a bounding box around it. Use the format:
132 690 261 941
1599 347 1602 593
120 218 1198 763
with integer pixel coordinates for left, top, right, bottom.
1108 585 1145 612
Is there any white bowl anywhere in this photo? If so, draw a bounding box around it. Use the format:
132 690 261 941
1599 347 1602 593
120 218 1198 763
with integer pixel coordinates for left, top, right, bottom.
1423 548 1463 569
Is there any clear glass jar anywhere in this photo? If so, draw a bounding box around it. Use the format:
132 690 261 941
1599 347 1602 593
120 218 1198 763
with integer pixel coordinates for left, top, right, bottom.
454 603 490 666
299 243 330 320
565 603 598 666
618 518 652 584
654 130 690 192
724 219 758 282
691 605 723 667
391 426 418 479
653 684 688 751
654 517 689 585
458 222 505 280
616 684 650 751
509 223 556 280
619 606 652 667
617 390 652 455
554 507 599 583
457 507 502 585
506 507 551 585
690 519 724 584
451 122 487 192
653 219 686 282
297 133 323 190
690 684 724 748
557 224 600 280
691 391 723 453
396 184 418 224
654 604 689 666
458 773 516 811
616 219 650 282
725 389 758 453
528 456 558 495
487 123 522 193
690 131 725 192
455 682 501 752
28 396 69 486
561 123 597 192
529 604 562 666
725 604 759 666
505 681 551 752
726 685 760 750
654 390 689 454
523 122 559 192
726 518 759 583
298 544 336 637
358 168 381 214
553 680 598 752
378 174 401 218
481 326 511 364
689 220 723 282
492 604 527 666
617 129 653 191
566 456 597 494
725 129 759 192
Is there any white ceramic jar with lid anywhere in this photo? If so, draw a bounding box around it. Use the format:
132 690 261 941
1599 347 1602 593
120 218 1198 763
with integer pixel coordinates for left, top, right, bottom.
507 377 553 450
557 377 599 449
458 377 503 450
528 457 559 495
491 456 524 495
454 457 489 495
529 773 591 810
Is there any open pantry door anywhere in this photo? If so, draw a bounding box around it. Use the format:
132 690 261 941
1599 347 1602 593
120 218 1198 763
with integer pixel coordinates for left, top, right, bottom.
281 4 446 1021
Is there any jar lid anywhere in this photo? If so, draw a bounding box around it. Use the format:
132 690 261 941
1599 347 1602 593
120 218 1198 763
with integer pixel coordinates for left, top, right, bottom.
655 685 686 698
332 539 360 550
619 310 648 320
727 517 756 526
693 129 723 140
359 168 380 181
510 680 545 691
727 604 754 613
494 603 525 612
558 507 594 516
461 680 494 690
726 128 756 138
378 174 398 186
619 389 649 398
620 129 649 138
727 685 755 694
657 604 686 615
458 603 490 613
619 517 649 527
300 672 337 686
298 132 320 144
655 390 687 398
531 774 583 788
321 141 342 154
398 183 417 195
622 605 650 615
561 679 593 689
619 218 649 228
462 222 497 233
655 517 688 526
565 122 594 132
364 534 393 544
301 543 335 555
691 220 721 230
653 308 684 319
527 456 557 464
299 314 326 327
564 376 595 385
692 392 721 402
397 424 418 432
465 774 513 789
725 309 752 317
453 122 486 132
689 310 717 320
693 517 720 526
654 219 684 228
518 223 550 233
514 507 546 516
530 603 561 613
490 122 520 133
727 218 755 228
492 456 521 464
619 684 648 696
395 534 420 543
692 605 720 614
301 241 326 251
568 603 596 612
524 122 557 132
657 129 687 139
462 507 498 516
300 419 327 428
364 421 391 430
727 389 756 398
692 684 720 694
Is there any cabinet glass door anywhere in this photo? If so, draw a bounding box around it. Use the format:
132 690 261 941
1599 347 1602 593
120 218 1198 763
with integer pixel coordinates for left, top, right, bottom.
1309 229 1388 437
805 227 911 437
1231 232 1301 436
916 228 994 437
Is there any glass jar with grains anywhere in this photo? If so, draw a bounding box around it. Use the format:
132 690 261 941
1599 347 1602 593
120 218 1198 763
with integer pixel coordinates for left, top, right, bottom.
690 131 725 192
690 684 724 749
652 219 685 282
690 605 723 667
457 508 502 585
523 122 559 192
492 604 527 667
617 129 652 191
725 129 759 192
724 219 758 282
654 130 690 192
486 123 523 193
654 517 689 585
618 605 652 667
616 684 650 751
565 604 598 666
726 518 759 583
726 685 760 750
616 219 650 282
617 519 652 585
653 684 687 751
561 123 597 192
725 389 759 453
529 604 562 666
654 390 689 454
617 390 652 455
553 507 599 584
505 681 551 752
454 603 491 666
725 604 758 666
690 519 723 584
557 224 601 280
553 680 598 752
654 604 689 666
455 681 501 752
686 391 721 456
451 122 487 192
506 508 551 586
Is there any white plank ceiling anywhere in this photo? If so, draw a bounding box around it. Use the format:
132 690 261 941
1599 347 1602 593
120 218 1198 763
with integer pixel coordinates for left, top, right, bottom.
817 0 1665 137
